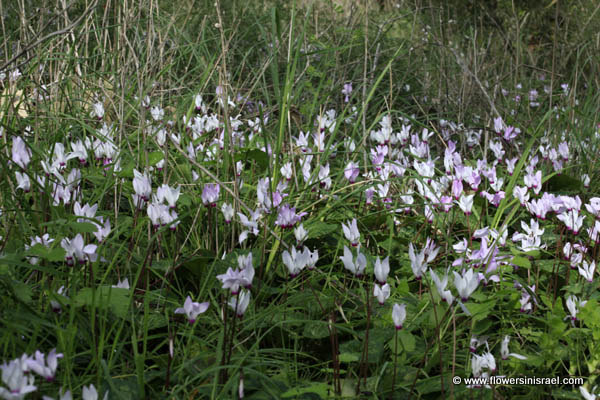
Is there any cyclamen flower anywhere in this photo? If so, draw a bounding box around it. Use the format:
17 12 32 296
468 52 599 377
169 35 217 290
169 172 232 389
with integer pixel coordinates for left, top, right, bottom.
156 184 181 209
294 224 308 244
373 283 390 305
26 234 55 265
275 204 306 229
305 248 319 270
61 234 97 265
578 261 595 282
339 245 366 277
318 163 332 189
565 295 586 322
82 384 109 400
12 136 32 169
587 221 600 244
221 203 234 223
112 278 130 289
524 170 542 194
457 194 474 215
202 184 220 207
282 247 309 277
50 286 68 313
132 169 152 204
15 171 30 192
513 186 530 206
408 243 427 280
280 162 293 180
438 195 453 213
341 219 360 246
500 336 527 360
341 83 352 103
451 179 463 199
0 358 37 399
430 269 454 304
237 210 260 244
228 290 251 317
557 209 585 234
392 303 406 330
453 268 479 301
27 349 63 381
216 264 253 294
344 161 359 183
374 256 390 284
519 284 535 313
585 198 600 219
174 296 209 324
91 102 104 119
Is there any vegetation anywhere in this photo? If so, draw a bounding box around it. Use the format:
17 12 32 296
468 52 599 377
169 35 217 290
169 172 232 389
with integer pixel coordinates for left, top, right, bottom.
0 0 599 398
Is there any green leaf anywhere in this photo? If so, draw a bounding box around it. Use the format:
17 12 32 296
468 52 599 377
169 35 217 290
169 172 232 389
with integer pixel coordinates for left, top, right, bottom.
236 149 268 172
338 352 360 363
511 256 531 269
69 221 99 233
281 382 330 398
579 299 600 328
148 151 164 166
13 281 33 304
25 244 66 262
465 299 497 321
547 174 582 192
74 286 131 319
303 321 330 339
398 330 416 352
304 221 338 239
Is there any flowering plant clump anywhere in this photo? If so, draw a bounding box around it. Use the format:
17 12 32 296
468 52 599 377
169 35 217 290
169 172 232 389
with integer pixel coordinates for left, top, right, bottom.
1 3 600 399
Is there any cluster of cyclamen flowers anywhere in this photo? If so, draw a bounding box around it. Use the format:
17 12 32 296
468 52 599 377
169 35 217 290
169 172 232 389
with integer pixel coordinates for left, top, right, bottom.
10 108 122 267
466 335 527 388
0 349 108 400
214 253 256 317
134 169 182 230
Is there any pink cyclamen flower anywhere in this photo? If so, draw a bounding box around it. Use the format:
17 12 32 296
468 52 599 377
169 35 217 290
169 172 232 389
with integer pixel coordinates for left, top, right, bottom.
392 303 406 330
453 268 479 301
132 169 152 203
12 136 32 169
202 183 220 207
339 245 367 277
27 349 63 381
344 161 359 183
457 194 474 215
373 283 390 305
342 83 352 103
0 358 37 397
342 219 360 246
228 290 251 317
275 203 307 229
374 256 390 284
174 296 209 324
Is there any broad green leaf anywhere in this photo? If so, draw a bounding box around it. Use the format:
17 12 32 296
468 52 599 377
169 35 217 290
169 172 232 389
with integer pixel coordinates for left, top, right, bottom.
338 352 360 363
25 243 66 262
465 299 497 322
281 382 330 398
398 330 416 352
74 286 131 319
303 321 330 339
511 256 531 269
305 221 337 239
69 221 99 233
148 151 164 166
